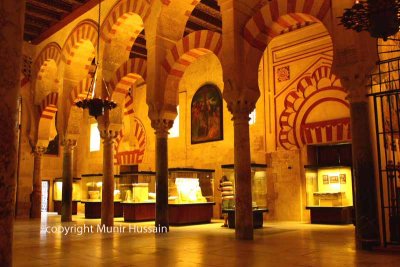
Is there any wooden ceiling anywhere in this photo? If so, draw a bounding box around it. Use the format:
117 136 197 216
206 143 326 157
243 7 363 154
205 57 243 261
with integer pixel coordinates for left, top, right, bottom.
24 0 94 43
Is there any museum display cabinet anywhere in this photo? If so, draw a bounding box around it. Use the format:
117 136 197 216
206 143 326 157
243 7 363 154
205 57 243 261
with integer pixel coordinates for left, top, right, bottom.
81 174 123 218
305 165 354 224
119 171 156 222
168 168 215 225
221 164 268 228
53 177 81 215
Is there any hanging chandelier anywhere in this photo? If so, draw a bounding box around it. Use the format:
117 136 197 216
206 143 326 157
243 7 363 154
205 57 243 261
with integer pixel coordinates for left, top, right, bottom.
75 0 117 118
339 0 400 41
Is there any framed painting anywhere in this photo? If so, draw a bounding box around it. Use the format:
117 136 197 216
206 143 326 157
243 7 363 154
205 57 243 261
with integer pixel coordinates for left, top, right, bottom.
340 174 346 184
329 176 339 184
191 84 223 144
322 175 329 184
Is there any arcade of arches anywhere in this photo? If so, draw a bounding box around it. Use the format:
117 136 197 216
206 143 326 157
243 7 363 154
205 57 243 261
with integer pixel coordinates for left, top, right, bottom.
0 0 396 265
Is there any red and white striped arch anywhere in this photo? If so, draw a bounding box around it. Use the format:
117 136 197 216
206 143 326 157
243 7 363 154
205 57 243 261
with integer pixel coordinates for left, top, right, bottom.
62 20 98 65
279 65 350 150
69 77 93 106
38 92 58 145
33 42 62 80
244 0 331 51
162 30 222 78
101 0 151 43
109 58 147 104
124 94 134 116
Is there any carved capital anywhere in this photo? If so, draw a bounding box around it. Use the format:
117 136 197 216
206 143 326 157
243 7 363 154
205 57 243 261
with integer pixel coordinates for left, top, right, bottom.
227 100 255 123
151 119 174 138
33 146 47 157
61 139 77 153
100 130 119 144
341 74 370 104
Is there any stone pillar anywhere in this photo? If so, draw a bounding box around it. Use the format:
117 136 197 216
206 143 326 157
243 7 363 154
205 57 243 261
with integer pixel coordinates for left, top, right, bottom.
152 119 173 231
61 139 76 222
229 101 254 240
30 146 46 218
100 130 118 227
348 89 380 249
0 1 25 266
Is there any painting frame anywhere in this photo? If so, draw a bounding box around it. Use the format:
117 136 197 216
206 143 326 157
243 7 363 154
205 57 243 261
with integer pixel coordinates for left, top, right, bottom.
329 175 339 184
322 175 329 184
191 84 223 144
340 174 346 184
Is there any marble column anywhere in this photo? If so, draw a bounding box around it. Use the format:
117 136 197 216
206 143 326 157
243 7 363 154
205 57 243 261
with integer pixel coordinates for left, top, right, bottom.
349 94 380 249
0 1 25 266
230 101 254 240
61 139 76 222
30 146 46 218
152 119 173 231
100 130 118 227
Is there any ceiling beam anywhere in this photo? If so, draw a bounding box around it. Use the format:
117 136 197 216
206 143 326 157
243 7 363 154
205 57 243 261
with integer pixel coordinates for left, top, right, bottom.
26 0 72 14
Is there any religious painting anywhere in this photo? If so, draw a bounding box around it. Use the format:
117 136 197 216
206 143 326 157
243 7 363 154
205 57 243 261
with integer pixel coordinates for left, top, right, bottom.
340 174 346 184
322 175 329 184
329 176 339 184
191 84 223 144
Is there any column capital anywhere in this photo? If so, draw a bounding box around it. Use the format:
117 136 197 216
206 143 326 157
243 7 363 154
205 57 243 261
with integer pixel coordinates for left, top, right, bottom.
341 75 370 104
61 139 77 152
99 129 119 142
151 119 173 138
227 100 255 122
33 146 47 156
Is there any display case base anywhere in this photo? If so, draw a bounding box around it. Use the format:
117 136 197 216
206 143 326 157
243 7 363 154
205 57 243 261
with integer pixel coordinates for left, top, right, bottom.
222 208 268 229
169 202 215 225
122 202 155 222
306 206 354 224
82 201 123 219
53 200 78 215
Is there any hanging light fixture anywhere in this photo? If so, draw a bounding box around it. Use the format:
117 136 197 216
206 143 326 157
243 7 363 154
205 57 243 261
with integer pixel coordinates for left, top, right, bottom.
76 0 117 118
339 0 400 41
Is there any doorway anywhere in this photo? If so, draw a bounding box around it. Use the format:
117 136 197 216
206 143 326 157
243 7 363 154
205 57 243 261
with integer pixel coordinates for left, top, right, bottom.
41 180 50 212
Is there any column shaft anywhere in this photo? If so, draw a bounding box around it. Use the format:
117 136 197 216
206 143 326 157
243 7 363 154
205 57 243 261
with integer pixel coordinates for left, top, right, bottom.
155 133 169 231
350 101 380 248
233 114 253 240
0 1 25 265
61 141 75 222
101 135 115 226
30 148 45 218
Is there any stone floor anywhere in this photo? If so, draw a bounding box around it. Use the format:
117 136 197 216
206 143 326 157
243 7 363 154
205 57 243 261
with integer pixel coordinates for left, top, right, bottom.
13 213 400 267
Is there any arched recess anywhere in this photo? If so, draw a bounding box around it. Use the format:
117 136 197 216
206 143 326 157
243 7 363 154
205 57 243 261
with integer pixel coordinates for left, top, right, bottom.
62 20 98 137
33 42 62 105
114 94 147 165
243 0 332 91
162 30 222 106
37 92 58 147
100 0 150 81
109 58 148 165
279 66 350 150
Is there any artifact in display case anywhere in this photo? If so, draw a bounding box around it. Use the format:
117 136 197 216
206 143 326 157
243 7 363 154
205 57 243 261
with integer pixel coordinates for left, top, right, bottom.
168 168 215 225
221 164 268 228
81 174 123 218
305 165 354 224
53 178 81 215
119 171 156 222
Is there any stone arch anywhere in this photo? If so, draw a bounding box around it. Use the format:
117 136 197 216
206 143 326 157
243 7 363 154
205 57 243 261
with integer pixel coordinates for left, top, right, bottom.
163 30 222 106
33 42 62 80
68 77 93 106
62 20 98 65
37 92 58 147
162 30 222 78
279 66 350 150
101 0 151 43
243 0 332 91
109 58 147 105
114 94 147 166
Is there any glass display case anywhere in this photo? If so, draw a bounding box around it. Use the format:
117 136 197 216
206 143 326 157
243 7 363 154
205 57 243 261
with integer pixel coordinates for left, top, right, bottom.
305 165 354 224
53 178 81 215
81 174 123 218
119 171 156 222
168 168 215 225
221 164 268 228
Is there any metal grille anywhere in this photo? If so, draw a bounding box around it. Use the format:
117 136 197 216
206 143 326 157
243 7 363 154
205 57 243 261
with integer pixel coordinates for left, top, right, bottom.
369 39 400 246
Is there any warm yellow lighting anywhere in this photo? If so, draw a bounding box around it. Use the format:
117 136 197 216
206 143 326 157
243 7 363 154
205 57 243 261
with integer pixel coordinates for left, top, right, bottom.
175 178 206 203
249 109 256 125
169 106 179 138
90 123 100 151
